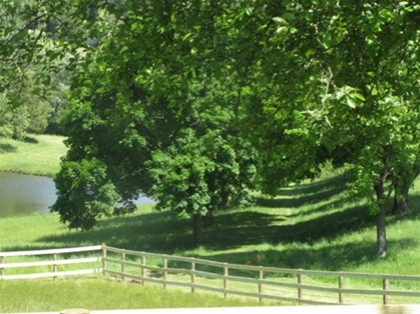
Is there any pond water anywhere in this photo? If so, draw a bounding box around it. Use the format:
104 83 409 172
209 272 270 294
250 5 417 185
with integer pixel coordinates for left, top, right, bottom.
0 172 153 218
0 172 56 218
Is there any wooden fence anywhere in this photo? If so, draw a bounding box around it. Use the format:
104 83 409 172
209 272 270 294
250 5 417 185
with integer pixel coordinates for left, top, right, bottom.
0 245 102 280
2 245 420 305
101 246 420 305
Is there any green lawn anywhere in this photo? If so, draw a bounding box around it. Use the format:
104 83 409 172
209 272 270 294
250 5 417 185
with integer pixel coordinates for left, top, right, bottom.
0 277 266 313
2 172 420 274
0 134 66 177
2 135 420 310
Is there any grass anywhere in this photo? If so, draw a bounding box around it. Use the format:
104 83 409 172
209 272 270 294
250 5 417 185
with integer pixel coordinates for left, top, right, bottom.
0 277 266 313
2 173 420 274
2 134 420 309
0 134 66 177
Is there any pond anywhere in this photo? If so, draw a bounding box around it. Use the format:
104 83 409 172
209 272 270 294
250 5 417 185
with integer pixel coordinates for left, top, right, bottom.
0 172 153 218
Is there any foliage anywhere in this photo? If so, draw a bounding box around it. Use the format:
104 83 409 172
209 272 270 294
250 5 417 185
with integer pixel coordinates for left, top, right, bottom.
241 0 420 256
53 158 120 230
3 0 419 255
0 0 72 137
0 67 69 138
50 2 258 244
0 93 28 139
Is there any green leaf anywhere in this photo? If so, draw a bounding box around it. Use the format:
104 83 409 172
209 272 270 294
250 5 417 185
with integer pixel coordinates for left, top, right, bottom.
41 75 51 85
272 17 288 25
305 48 316 58
352 92 366 101
346 97 357 109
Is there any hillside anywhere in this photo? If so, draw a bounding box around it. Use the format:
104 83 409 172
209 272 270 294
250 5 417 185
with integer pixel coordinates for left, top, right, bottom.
1 170 420 276
1 134 420 275
0 134 67 177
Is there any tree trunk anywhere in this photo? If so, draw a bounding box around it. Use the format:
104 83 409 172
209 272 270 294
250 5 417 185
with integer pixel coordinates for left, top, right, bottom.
392 165 420 216
203 208 214 227
374 181 387 258
192 214 202 247
392 183 410 216
376 205 387 258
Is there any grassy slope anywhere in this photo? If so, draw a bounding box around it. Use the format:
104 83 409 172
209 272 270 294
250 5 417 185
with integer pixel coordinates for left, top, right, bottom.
1 135 420 274
1 135 420 310
2 173 420 274
0 134 67 177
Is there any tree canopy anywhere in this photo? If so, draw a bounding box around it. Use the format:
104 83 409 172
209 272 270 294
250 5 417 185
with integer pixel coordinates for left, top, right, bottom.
51 1 258 245
3 0 419 253
245 0 420 257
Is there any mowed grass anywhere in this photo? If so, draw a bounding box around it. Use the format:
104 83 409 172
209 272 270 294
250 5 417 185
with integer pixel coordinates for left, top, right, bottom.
2 172 420 275
0 277 265 313
0 134 66 177
2 134 420 309
0 210 279 311
2 173 420 269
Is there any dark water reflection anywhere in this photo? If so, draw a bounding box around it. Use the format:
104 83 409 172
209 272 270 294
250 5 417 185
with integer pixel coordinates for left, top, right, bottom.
0 172 152 218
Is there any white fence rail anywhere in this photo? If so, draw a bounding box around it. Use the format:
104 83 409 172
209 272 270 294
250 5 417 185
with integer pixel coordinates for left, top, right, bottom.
2 245 420 305
0 245 102 280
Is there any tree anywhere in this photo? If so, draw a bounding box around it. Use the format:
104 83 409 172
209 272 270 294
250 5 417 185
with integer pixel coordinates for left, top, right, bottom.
0 1 74 137
8 0 419 256
244 0 420 257
51 1 257 245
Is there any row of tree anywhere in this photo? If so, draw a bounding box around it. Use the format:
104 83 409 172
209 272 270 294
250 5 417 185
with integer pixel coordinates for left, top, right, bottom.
2 0 419 256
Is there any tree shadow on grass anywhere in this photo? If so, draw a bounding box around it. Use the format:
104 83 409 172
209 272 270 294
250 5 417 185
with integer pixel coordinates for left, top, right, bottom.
8 180 418 271
20 190 371 255
272 174 349 198
0 143 17 153
257 175 350 209
23 136 39 144
286 193 358 219
201 204 374 251
3 210 192 254
199 238 416 272
256 187 347 209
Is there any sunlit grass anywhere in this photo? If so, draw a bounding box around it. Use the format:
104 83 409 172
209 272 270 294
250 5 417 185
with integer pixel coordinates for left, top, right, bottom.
0 134 66 177
2 135 420 308
0 277 268 313
2 173 420 278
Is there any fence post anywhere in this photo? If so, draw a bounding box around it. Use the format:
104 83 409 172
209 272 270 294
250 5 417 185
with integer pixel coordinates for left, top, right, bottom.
383 278 389 305
101 244 107 276
338 276 344 304
121 250 126 281
162 257 168 290
140 254 146 285
53 254 58 280
258 267 264 303
190 259 196 293
223 263 229 298
1 256 4 278
298 272 304 300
